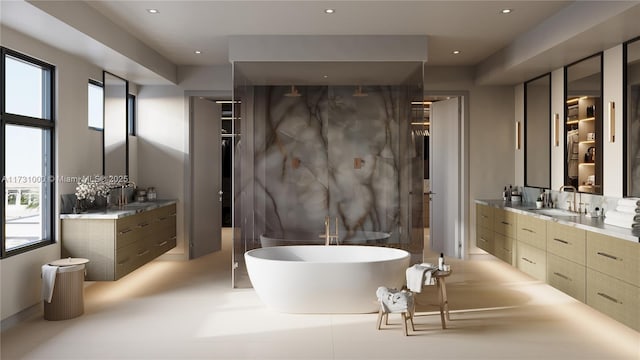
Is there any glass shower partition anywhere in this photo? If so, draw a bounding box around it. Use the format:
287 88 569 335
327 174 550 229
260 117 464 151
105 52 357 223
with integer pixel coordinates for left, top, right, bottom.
232 62 424 288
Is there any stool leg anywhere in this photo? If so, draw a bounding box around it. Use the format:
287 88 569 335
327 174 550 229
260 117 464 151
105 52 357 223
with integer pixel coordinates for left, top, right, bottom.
437 278 446 329
401 312 409 336
441 278 450 321
376 308 384 330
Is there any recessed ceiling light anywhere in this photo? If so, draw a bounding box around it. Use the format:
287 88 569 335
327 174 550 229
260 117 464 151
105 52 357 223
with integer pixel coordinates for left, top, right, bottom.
452 50 461 55
194 50 202 54
147 9 159 14
324 8 335 14
500 9 512 14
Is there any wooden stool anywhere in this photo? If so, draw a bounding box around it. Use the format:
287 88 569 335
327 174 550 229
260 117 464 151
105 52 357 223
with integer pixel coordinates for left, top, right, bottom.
376 302 415 336
433 269 452 329
375 287 415 336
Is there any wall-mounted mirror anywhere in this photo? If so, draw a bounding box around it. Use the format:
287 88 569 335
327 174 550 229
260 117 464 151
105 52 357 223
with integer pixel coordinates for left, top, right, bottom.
525 74 551 188
103 71 128 177
565 54 602 194
625 38 640 197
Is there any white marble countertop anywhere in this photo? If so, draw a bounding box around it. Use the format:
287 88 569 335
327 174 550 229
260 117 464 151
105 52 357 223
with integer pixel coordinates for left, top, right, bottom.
475 199 639 243
60 200 177 220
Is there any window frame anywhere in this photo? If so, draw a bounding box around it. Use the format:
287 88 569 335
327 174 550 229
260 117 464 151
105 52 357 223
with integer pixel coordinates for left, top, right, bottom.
1 46 56 258
128 93 136 136
88 79 104 131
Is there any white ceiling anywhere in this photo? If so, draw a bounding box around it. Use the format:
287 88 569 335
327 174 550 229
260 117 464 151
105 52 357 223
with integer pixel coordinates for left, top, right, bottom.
2 1 640 86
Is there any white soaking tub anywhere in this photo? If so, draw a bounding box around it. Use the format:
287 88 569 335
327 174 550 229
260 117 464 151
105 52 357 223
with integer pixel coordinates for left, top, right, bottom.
244 245 410 313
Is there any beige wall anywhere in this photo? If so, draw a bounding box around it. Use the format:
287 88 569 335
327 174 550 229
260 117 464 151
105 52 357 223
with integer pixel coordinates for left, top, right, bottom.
136 85 188 258
1 26 103 321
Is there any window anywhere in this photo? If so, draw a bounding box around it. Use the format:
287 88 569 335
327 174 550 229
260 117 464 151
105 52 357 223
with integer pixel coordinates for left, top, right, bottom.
127 93 135 135
1 47 55 257
88 80 103 130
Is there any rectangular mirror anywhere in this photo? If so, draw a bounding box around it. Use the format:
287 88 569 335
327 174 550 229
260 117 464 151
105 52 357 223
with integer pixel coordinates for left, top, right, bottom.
625 38 640 197
525 74 551 188
103 71 128 177
565 54 602 194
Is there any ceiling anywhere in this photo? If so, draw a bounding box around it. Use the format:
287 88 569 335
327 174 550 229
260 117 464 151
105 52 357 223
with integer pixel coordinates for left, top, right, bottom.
2 1 640 86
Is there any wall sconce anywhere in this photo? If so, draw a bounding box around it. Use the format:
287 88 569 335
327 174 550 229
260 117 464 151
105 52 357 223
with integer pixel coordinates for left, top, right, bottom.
515 121 521 150
608 101 615 143
554 113 560 147
354 157 365 169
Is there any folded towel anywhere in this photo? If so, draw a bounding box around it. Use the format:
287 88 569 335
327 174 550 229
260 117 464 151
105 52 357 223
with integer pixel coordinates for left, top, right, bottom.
376 286 414 313
604 210 636 224
604 216 634 229
614 205 639 214
617 198 640 208
41 265 58 303
405 263 437 293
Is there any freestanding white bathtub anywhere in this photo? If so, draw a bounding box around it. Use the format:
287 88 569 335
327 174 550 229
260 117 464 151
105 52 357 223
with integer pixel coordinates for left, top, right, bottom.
244 245 410 313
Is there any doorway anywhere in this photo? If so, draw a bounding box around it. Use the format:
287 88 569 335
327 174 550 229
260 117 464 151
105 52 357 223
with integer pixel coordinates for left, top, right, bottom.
419 95 467 260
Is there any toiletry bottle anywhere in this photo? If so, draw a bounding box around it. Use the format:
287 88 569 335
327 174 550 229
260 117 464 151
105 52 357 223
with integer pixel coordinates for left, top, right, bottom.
503 187 508 201
438 253 444 271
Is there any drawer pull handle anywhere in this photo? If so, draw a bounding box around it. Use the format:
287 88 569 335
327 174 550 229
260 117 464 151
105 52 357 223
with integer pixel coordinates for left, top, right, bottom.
119 228 133 235
482 215 489 219
117 257 130 265
171 236 177 240
597 292 621 304
479 237 487 243
596 252 619 261
169 213 177 216
553 272 570 281
137 249 150 257
553 238 569 245
522 228 535 233
501 221 510 225
521 257 535 265
138 223 150 228
156 240 168 247
158 216 168 221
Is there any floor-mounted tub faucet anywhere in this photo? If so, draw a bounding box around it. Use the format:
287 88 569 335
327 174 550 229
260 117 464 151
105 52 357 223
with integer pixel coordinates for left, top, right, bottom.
320 216 339 245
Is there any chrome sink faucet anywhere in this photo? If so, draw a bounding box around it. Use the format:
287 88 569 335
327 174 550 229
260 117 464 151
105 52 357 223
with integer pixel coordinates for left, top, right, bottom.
320 216 339 245
559 185 579 213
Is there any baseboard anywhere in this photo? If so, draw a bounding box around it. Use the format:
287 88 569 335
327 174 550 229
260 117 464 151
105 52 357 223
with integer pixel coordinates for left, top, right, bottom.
1 302 41 332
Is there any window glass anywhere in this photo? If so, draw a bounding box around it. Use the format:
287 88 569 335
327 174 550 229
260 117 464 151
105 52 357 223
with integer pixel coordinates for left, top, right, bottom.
4 55 46 119
88 81 104 130
4 125 47 250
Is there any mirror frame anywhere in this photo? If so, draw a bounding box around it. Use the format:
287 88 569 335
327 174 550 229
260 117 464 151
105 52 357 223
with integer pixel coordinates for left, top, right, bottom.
623 36 640 197
524 73 551 189
563 53 604 194
102 71 129 177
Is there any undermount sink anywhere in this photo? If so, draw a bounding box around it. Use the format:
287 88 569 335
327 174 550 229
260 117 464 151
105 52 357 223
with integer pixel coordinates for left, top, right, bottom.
530 208 580 217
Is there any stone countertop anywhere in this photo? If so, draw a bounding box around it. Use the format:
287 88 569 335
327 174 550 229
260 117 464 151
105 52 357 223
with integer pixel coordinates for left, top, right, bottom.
60 200 177 220
475 199 639 243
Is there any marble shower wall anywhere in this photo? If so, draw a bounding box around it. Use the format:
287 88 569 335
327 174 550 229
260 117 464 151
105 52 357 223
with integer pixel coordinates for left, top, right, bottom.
241 85 421 247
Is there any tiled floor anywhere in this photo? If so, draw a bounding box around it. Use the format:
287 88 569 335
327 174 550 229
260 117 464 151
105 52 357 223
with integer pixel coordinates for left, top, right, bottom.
1 229 638 359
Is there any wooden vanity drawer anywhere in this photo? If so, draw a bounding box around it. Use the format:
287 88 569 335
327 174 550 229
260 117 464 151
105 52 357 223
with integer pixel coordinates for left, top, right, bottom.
516 241 546 281
494 232 514 265
547 253 586 302
516 214 547 250
586 268 639 331
547 222 586 265
494 208 516 238
476 224 493 253
477 204 494 230
586 232 639 286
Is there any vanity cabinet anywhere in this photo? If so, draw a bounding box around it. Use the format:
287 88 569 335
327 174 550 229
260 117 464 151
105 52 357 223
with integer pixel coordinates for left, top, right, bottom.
62 203 177 281
585 232 639 330
516 214 546 281
546 222 586 301
476 204 494 253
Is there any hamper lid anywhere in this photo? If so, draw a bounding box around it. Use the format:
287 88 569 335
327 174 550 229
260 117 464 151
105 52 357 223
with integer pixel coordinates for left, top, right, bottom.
48 258 89 266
